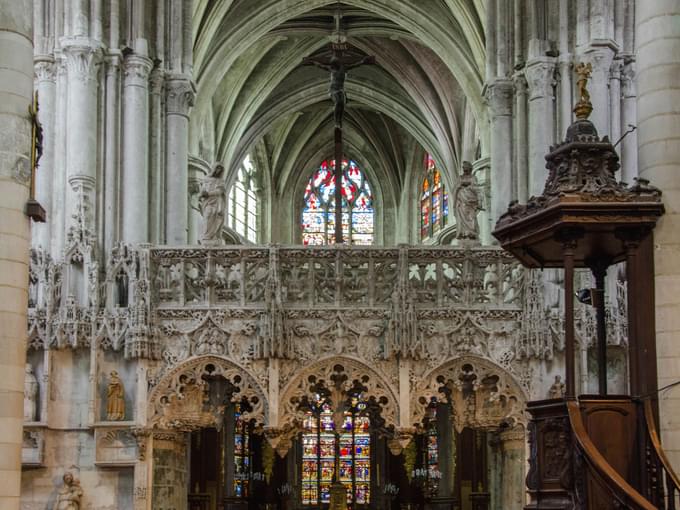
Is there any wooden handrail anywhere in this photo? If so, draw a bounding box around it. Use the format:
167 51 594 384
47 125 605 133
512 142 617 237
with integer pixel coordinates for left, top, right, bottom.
566 400 656 510
643 398 680 491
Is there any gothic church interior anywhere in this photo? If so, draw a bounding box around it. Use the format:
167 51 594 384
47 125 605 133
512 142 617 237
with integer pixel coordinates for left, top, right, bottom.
1 1 680 509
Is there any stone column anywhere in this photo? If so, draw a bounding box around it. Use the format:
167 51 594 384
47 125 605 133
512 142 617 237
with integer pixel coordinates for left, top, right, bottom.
51 55 67 258
149 69 165 244
620 60 638 184
609 59 623 150
121 54 153 244
62 41 101 244
165 75 195 245
103 54 121 255
499 427 525 510
0 1 33 506
487 79 514 223
151 431 188 509
32 55 56 252
513 73 529 203
636 0 680 471
525 58 556 197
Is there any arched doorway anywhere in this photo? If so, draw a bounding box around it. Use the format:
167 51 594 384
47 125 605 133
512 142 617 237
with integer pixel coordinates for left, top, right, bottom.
147 356 268 510
409 356 528 510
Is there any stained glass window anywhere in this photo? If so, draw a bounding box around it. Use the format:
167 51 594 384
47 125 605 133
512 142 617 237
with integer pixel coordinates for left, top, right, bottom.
233 403 251 498
228 154 258 243
301 405 371 505
426 405 439 479
301 159 374 245
421 154 449 240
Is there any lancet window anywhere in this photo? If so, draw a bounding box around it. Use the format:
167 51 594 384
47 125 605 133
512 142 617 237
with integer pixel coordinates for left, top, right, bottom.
228 154 258 243
301 159 374 245
233 403 252 498
420 154 449 240
301 403 371 505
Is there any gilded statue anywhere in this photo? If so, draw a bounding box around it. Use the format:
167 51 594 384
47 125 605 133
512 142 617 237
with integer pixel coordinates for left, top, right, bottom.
573 62 593 119
106 371 125 421
199 162 227 244
453 161 482 240
56 472 83 510
575 62 593 103
24 363 38 422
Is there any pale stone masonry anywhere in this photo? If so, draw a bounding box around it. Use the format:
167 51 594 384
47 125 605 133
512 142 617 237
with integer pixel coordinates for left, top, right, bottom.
637 0 680 471
0 2 33 508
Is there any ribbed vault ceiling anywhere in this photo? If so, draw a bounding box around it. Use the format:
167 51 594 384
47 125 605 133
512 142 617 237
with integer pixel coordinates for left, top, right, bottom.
190 0 487 197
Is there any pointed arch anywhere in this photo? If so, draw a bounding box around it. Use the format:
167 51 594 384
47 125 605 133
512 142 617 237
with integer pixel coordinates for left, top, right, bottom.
148 355 268 431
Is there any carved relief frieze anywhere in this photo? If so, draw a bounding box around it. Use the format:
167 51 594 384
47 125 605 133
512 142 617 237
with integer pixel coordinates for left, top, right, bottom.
95 428 138 465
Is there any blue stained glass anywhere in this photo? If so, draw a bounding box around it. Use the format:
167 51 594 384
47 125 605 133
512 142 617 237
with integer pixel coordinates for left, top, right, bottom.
301 159 374 245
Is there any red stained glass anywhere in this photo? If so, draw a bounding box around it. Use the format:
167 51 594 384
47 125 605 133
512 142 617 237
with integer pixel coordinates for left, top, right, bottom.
301 159 374 244
421 154 448 240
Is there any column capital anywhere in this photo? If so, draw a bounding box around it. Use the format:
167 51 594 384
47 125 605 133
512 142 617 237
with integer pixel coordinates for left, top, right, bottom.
621 58 636 98
61 39 102 82
149 68 165 96
512 72 528 95
485 79 514 117
123 54 153 88
34 55 56 83
165 75 196 117
524 58 556 101
104 54 122 77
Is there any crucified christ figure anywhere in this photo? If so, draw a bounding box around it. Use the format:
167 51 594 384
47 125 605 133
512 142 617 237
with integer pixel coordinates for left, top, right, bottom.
302 49 375 128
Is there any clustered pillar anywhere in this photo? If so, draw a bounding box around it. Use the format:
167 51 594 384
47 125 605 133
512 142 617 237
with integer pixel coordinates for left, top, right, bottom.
165 76 195 245
62 41 101 242
121 53 153 244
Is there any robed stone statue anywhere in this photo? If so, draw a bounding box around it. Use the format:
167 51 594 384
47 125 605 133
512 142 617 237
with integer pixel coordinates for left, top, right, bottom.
106 370 125 421
453 161 482 240
56 472 83 510
24 363 38 421
199 162 227 244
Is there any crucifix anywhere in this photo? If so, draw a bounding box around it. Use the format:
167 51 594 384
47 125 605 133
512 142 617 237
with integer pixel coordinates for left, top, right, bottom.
302 4 375 243
26 90 46 222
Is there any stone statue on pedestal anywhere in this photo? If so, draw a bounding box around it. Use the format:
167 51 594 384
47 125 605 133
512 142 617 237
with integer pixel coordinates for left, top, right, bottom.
453 161 482 240
56 472 83 510
106 370 125 421
199 162 227 244
24 363 38 422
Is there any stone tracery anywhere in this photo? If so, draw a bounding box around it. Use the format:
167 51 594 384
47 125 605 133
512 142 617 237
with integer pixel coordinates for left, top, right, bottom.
148 355 267 432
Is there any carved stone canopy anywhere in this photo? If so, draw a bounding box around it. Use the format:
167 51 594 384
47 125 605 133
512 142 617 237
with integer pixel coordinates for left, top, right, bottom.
493 119 664 268
148 355 267 431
